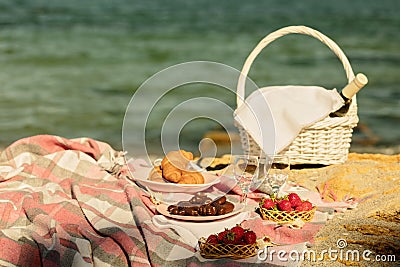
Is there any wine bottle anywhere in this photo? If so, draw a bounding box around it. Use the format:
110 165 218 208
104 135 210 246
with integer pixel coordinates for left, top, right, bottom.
330 73 368 117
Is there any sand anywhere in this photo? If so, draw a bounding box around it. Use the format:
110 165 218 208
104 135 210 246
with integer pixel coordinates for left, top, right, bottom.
289 153 400 266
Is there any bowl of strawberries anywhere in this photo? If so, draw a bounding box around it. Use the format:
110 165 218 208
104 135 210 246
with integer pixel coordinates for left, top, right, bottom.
258 193 316 223
198 224 258 259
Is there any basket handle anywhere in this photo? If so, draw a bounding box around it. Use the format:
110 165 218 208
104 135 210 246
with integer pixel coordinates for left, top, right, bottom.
236 25 355 107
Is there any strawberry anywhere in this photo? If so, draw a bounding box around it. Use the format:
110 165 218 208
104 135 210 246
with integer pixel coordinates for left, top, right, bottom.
288 193 301 203
277 199 292 212
243 230 257 245
206 234 218 244
290 198 303 208
295 204 306 212
261 198 275 210
288 193 302 207
237 240 247 245
217 230 228 242
300 200 313 211
222 230 241 244
230 225 245 240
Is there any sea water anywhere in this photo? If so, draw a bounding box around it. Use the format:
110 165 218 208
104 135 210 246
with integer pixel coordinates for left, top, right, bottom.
0 0 399 156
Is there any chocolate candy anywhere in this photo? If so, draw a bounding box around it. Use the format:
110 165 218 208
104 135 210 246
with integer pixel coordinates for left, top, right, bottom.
167 205 180 215
189 194 212 205
215 202 234 215
176 201 193 207
198 204 217 216
212 196 226 205
167 194 235 216
184 206 200 216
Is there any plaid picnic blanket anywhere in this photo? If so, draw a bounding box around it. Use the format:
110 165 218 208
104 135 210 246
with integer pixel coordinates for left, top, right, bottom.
0 135 195 267
0 135 335 267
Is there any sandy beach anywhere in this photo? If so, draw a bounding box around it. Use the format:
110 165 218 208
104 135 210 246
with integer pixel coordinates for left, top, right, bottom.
288 153 400 266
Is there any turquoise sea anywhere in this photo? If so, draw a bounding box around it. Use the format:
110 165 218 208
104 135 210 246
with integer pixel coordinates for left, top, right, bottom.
0 0 399 155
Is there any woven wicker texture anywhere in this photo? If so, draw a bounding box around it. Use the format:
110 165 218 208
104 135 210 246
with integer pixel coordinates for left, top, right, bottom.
235 25 358 165
198 239 258 259
259 207 316 223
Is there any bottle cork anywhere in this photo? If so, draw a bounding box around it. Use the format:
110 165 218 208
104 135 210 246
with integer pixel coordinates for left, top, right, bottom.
341 73 368 100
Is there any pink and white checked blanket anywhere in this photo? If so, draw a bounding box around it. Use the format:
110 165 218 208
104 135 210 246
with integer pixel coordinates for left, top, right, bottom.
0 135 326 266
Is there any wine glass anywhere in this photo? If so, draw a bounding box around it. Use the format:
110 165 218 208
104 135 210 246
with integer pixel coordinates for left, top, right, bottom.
231 155 265 204
264 155 290 197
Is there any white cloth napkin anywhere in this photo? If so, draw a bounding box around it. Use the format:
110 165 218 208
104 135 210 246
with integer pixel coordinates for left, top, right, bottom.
234 85 344 154
152 211 250 248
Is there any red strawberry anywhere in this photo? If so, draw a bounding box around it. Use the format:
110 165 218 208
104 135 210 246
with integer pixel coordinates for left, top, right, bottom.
237 240 247 245
290 198 303 208
295 205 306 212
288 193 301 203
300 200 313 211
217 230 228 242
230 225 245 240
206 234 218 244
243 230 257 245
288 193 303 207
277 199 292 212
261 198 275 210
222 230 241 245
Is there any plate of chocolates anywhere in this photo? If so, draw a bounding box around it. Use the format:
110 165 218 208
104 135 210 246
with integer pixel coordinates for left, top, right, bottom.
156 193 244 221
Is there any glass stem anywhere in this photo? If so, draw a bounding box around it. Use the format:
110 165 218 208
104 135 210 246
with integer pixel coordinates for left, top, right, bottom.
272 186 279 197
240 193 248 204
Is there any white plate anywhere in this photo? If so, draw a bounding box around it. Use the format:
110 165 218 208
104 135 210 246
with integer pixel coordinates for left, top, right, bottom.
156 202 245 221
128 158 220 193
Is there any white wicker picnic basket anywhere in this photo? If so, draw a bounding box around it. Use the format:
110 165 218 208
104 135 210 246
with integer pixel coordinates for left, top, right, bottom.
235 25 359 165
